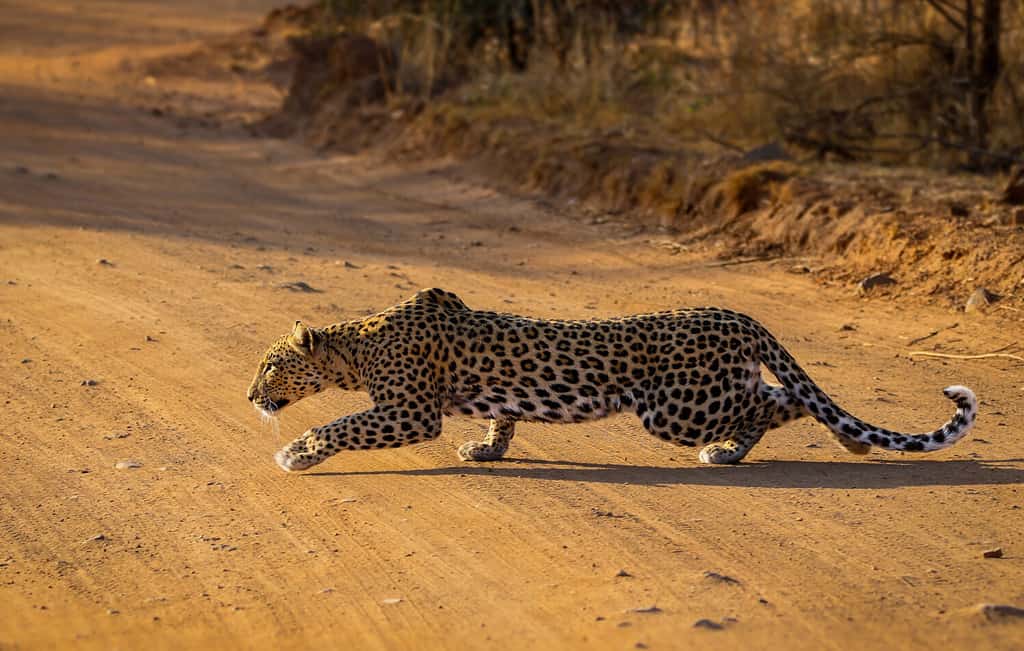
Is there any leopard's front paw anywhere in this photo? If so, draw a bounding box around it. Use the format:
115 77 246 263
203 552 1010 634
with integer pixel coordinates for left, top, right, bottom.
275 431 323 472
457 440 506 462
698 443 745 465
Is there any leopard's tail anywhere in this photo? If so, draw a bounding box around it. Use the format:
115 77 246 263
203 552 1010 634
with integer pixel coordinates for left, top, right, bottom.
749 318 977 453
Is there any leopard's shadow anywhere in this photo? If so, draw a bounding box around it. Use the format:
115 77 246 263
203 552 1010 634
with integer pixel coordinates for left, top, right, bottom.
307 457 1024 489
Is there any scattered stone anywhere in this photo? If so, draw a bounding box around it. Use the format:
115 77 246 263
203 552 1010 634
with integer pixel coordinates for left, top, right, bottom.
339 497 358 504
278 281 321 293
103 432 130 440
20 358 30 364
96 258 113 266
81 379 98 386
615 569 632 578
789 264 811 274
839 323 857 331
115 460 142 470
983 548 1004 559
107 609 120 615
319 587 334 594
693 619 724 630
342 260 360 269
1001 165 1024 205
965 603 1024 622
805 443 820 448
635 643 648 649
87 534 107 542
145 335 157 342
381 597 403 605
228 264 245 270
965 288 1000 313
949 202 969 218
256 264 273 272
741 142 791 164
857 273 896 295
629 605 662 614
702 571 741 585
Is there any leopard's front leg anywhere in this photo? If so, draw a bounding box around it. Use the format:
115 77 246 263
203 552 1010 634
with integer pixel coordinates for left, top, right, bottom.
275 404 442 472
458 418 516 461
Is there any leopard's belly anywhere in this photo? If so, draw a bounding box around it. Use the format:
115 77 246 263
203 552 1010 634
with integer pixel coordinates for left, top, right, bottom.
445 386 637 423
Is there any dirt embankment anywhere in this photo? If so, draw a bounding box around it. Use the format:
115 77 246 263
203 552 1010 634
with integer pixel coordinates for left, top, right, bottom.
156 3 1024 311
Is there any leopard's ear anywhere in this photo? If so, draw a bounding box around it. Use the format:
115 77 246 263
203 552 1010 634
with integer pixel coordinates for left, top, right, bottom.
288 321 323 356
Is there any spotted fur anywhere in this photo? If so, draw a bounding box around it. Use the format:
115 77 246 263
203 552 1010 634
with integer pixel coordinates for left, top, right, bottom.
247 288 977 472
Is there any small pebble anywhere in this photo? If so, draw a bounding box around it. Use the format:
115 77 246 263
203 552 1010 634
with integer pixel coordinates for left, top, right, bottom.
963 603 1024 622
857 273 896 295
381 597 403 605
965 288 1000 313
629 605 662 614
115 460 142 470
20 358 31 364
615 569 632 577
278 281 321 293
693 619 724 630
702 571 741 585
96 258 113 266
983 548 1003 559
81 379 98 386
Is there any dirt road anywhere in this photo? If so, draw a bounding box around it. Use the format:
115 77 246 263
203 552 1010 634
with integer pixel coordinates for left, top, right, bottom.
1 2 1022 649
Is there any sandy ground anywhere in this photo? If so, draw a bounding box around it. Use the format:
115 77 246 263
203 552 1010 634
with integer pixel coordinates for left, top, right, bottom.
1 2 1023 649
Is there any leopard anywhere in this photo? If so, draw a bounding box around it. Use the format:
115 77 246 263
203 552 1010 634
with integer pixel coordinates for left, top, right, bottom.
247 288 977 472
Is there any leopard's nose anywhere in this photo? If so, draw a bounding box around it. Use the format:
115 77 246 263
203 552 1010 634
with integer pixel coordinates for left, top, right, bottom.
246 384 255 402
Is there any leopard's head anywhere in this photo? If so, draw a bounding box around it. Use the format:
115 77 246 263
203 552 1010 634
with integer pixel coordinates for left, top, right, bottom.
247 321 328 416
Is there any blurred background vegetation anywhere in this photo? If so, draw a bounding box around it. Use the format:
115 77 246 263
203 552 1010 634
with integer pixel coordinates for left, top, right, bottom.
301 0 1021 171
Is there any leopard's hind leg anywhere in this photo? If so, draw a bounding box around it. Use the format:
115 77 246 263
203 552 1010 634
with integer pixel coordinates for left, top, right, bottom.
458 418 516 461
759 384 870 454
698 384 809 464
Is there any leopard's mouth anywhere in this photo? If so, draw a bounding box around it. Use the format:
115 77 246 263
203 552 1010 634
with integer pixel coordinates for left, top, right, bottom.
253 396 289 415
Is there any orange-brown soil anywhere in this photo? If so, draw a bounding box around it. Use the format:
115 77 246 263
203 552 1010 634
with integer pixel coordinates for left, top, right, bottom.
1 2 1023 649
